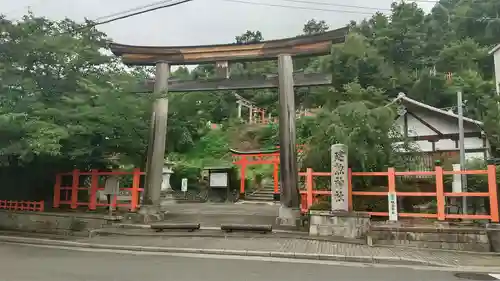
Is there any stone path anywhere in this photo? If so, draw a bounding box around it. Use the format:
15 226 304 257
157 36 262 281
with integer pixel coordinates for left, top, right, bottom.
164 202 279 215
81 235 500 268
157 203 281 227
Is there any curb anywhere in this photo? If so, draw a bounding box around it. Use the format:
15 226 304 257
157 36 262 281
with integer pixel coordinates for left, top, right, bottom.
377 244 500 256
106 223 364 244
91 228 367 244
0 235 446 267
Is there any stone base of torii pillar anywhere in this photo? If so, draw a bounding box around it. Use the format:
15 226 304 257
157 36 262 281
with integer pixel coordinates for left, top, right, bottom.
136 162 175 223
276 205 301 227
137 205 165 223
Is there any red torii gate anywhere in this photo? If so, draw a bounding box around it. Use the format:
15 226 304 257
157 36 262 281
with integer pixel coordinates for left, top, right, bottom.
231 145 305 200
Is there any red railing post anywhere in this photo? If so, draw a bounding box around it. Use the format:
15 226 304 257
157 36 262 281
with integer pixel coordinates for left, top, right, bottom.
273 162 279 195
70 169 79 209
306 168 313 210
89 169 98 210
131 168 141 212
487 165 499 222
53 174 61 208
387 167 397 221
348 168 353 211
39 201 44 212
435 166 445 221
112 193 118 210
387 168 396 193
240 157 247 197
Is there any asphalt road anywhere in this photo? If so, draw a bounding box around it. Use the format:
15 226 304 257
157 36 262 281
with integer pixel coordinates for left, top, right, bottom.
0 243 496 281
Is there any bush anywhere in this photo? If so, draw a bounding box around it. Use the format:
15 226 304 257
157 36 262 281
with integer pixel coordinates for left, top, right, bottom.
171 162 202 191
309 200 331 211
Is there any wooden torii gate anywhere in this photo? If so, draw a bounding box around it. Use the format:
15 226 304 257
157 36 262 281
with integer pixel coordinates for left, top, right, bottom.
234 93 267 124
109 27 348 224
232 148 281 201
231 145 306 201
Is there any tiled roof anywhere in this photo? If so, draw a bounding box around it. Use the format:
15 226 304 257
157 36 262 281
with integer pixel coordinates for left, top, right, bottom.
387 93 483 126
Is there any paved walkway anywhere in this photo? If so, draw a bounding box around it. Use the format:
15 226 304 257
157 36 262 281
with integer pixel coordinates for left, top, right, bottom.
74 235 500 268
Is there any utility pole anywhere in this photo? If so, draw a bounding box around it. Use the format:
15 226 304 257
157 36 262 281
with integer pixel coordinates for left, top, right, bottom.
142 61 170 216
457 91 468 214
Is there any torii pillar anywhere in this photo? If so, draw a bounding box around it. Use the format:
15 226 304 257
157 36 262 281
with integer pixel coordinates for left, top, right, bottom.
276 54 301 226
237 101 242 118
140 61 170 222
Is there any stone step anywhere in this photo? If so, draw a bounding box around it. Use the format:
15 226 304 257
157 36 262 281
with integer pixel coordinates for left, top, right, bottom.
246 194 274 198
255 188 279 193
246 195 274 199
173 197 205 203
252 192 276 196
163 213 280 227
247 196 274 201
245 196 274 202
252 187 278 192
174 200 206 203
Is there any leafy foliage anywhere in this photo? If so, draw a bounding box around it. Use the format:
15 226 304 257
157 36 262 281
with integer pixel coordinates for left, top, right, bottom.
0 15 152 168
2 0 500 200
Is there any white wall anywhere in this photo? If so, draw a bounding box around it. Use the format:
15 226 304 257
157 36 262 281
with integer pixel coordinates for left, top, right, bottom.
495 50 500 95
397 112 479 135
394 112 486 161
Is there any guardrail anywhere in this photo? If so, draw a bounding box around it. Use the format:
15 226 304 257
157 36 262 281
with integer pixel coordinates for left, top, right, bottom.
299 165 499 222
0 200 44 212
53 169 144 211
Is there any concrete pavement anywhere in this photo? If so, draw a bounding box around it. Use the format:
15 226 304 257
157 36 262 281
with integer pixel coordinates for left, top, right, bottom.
1 233 500 270
84 235 500 268
0 243 497 281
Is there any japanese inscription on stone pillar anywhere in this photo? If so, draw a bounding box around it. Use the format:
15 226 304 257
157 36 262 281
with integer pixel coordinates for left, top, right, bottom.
331 144 348 211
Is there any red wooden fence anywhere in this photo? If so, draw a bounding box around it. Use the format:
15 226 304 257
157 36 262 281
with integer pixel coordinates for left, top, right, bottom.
0 200 44 212
299 165 499 222
51 165 500 223
53 169 144 211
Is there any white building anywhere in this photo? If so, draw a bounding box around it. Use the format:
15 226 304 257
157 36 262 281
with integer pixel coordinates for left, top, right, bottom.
389 93 489 165
489 44 500 95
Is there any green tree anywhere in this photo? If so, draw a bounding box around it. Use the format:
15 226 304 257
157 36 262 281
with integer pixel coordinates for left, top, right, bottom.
0 15 151 167
302 19 329 35
235 30 263 44
302 83 412 179
0 15 153 199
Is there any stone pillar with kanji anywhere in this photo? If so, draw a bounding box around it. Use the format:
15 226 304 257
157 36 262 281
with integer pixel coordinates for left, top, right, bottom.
309 144 371 239
331 144 348 211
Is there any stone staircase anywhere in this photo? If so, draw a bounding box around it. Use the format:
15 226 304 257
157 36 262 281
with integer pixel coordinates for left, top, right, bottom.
245 184 277 202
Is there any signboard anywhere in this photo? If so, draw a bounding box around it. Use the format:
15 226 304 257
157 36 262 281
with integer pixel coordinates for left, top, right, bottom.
97 190 131 202
452 164 462 193
388 192 398 221
209 172 228 188
181 178 188 192
117 190 132 201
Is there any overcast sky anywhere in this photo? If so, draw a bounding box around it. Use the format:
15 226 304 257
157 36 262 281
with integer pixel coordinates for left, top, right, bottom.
1 0 436 46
